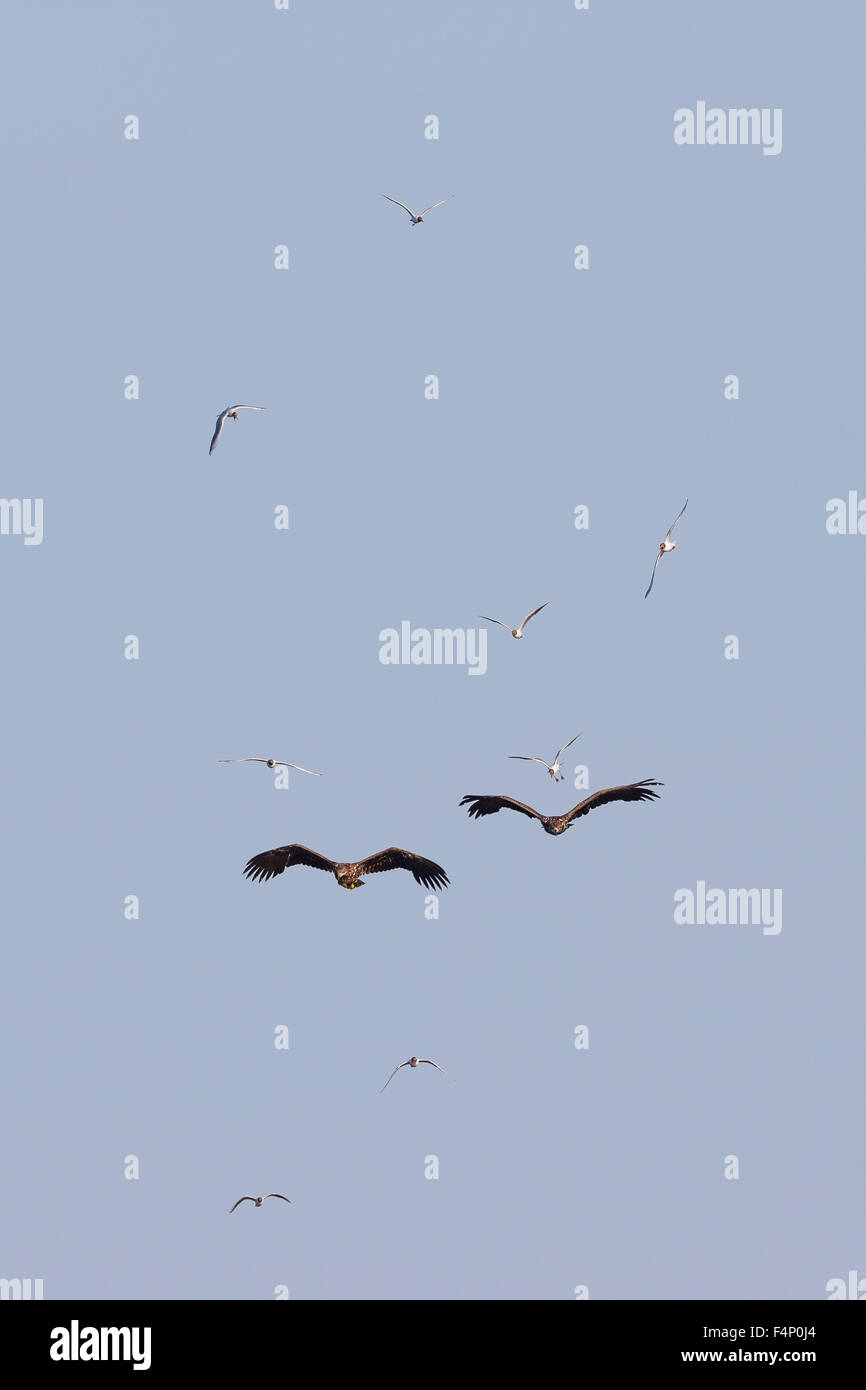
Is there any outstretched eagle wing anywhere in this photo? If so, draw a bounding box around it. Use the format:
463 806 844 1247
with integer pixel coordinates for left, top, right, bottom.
244 844 336 882
561 780 663 826
459 794 546 822
355 848 449 891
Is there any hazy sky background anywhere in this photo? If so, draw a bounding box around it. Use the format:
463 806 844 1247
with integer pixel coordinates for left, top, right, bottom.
3 1 864 1300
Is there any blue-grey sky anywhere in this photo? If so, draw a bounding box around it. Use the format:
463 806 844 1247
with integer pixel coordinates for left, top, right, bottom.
3 0 864 1300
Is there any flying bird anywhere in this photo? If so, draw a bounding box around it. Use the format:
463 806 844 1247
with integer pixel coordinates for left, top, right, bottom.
219 758 322 776
244 844 449 892
229 1194 291 1213
509 734 582 783
208 405 266 455
480 603 548 639
380 1057 447 1093
460 780 662 836
380 193 455 226
644 499 688 598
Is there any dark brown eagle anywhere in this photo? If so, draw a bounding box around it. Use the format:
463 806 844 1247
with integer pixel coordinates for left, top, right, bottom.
459 779 662 835
244 844 449 891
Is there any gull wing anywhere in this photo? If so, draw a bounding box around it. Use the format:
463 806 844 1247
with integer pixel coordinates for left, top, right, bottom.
380 1061 410 1092
664 497 688 543
553 733 582 764
419 194 455 216
209 410 229 454
520 602 548 629
644 552 662 599
381 194 416 218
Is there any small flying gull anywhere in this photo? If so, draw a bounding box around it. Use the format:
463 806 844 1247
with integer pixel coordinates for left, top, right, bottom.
480 603 548 639
229 1193 291 1213
460 780 662 836
380 1057 447 1092
219 758 322 776
644 499 688 598
209 405 266 456
244 845 449 892
509 734 582 783
381 193 455 226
